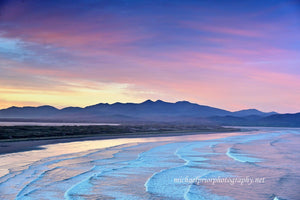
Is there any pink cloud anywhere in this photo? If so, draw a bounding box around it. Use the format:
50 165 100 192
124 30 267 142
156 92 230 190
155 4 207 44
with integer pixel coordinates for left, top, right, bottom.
0 1 299 112
181 20 264 37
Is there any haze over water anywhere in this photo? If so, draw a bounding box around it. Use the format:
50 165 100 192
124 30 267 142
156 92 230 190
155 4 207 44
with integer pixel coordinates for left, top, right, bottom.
0 127 299 200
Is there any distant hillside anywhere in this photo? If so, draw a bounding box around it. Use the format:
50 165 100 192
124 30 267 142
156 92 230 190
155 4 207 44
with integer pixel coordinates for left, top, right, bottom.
209 113 300 127
0 100 231 122
0 106 59 118
232 109 277 117
0 100 299 127
259 113 300 127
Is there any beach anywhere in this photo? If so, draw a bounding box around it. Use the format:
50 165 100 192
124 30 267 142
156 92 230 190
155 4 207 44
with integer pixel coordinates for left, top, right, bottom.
0 130 242 176
0 127 299 200
0 124 238 154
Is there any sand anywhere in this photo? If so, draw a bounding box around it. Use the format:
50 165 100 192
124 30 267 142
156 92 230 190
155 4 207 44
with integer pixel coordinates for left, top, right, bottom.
0 130 241 155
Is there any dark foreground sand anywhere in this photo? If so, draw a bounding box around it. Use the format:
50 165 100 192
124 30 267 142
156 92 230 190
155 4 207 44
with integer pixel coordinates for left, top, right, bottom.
0 130 240 155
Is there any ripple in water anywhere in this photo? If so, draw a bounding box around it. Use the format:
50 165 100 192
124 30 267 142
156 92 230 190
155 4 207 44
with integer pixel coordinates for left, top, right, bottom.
0 128 299 200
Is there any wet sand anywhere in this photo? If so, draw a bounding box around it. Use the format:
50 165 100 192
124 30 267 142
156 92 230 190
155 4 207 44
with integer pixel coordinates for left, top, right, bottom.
0 129 240 155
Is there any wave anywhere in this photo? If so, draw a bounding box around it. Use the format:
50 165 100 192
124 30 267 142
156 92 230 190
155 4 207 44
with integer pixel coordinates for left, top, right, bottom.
64 142 180 199
272 195 287 200
1 128 299 199
145 141 232 199
1 143 141 199
185 183 233 200
226 147 262 163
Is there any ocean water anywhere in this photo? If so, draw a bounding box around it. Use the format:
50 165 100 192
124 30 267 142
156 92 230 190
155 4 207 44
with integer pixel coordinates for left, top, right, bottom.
0 127 299 200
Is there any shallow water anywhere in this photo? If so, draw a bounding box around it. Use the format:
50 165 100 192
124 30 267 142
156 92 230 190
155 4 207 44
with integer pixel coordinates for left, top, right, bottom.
0 128 299 200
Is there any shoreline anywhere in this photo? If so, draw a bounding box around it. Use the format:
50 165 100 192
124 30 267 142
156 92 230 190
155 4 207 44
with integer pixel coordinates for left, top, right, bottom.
0 129 242 155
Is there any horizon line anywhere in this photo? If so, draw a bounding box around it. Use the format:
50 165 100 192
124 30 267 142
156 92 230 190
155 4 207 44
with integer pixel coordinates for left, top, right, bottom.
0 99 287 114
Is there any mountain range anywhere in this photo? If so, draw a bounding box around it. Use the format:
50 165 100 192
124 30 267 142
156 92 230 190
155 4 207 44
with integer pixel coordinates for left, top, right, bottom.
0 100 299 127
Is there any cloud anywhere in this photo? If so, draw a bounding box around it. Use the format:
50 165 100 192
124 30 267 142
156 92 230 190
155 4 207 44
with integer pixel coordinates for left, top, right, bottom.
0 0 299 112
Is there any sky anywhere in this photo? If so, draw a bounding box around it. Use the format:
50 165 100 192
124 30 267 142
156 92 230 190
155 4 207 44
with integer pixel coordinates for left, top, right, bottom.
0 0 299 113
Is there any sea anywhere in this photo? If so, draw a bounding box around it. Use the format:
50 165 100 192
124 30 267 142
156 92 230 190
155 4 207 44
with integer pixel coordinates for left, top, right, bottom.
0 127 299 200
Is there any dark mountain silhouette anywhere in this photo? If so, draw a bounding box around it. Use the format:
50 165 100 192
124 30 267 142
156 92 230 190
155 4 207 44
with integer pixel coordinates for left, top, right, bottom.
232 109 277 117
0 100 231 120
209 113 300 127
259 113 300 127
83 100 231 118
0 100 298 127
0 105 59 118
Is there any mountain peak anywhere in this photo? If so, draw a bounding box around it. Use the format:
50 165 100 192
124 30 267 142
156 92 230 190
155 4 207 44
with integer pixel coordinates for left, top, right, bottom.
176 100 191 104
37 105 58 110
142 99 155 104
243 108 259 111
232 108 276 117
155 100 166 103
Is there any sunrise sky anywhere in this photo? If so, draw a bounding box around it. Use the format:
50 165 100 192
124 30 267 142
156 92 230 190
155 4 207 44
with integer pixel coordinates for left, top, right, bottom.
0 0 299 113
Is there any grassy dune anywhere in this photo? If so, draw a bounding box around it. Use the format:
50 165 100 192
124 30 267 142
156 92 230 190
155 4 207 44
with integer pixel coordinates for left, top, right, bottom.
0 124 239 141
